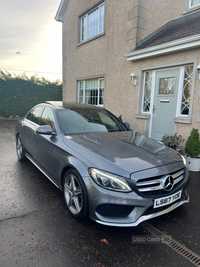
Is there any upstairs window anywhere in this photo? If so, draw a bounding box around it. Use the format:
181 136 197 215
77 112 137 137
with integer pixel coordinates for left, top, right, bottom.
190 0 200 7
81 3 105 42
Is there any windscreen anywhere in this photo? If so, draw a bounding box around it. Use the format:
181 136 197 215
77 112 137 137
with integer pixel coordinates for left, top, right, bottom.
58 107 128 135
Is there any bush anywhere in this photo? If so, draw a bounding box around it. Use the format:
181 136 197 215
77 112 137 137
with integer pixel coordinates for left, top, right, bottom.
185 128 200 157
161 133 185 150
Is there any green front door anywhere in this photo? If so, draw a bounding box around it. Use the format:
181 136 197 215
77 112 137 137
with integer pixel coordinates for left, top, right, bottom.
151 69 180 140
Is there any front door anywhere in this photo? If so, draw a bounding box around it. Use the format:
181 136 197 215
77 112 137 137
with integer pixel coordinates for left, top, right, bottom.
151 69 180 140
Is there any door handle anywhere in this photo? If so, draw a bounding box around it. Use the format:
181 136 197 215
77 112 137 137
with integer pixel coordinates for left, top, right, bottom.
153 105 156 113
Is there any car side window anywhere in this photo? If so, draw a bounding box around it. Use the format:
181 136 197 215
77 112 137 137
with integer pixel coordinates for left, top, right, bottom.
40 108 54 128
26 106 44 125
26 111 32 120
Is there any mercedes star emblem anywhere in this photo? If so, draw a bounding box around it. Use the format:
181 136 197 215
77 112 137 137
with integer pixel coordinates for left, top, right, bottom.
163 175 174 191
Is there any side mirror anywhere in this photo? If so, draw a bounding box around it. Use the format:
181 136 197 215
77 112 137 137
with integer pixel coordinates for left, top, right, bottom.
35 125 54 135
123 122 130 129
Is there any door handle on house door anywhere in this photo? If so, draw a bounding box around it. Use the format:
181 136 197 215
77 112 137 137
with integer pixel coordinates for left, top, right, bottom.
153 105 156 113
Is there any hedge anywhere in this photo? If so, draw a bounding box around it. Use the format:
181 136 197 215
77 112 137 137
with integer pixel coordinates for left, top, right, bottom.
0 71 62 118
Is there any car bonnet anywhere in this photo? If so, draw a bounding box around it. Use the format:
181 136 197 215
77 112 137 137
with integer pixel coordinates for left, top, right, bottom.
63 131 183 177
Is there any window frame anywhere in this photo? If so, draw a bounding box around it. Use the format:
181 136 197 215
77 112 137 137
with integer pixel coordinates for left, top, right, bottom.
80 2 105 43
184 0 200 13
142 71 153 114
189 0 200 8
78 78 105 107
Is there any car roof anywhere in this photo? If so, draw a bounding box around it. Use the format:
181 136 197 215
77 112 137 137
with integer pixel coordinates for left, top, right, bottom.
45 101 63 108
45 101 103 110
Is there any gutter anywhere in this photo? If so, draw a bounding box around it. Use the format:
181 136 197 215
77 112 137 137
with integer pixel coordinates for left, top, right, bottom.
124 34 200 61
55 0 69 22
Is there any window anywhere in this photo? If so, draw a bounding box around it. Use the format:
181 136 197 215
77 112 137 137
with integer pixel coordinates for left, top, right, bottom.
143 71 152 112
80 3 105 42
158 78 175 95
184 0 200 13
40 108 54 128
180 65 193 115
26 106 44 124
190 0 200 7
78 78 104 106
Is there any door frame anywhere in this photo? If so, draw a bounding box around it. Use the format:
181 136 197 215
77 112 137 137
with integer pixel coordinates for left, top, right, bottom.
149 67 183 139
137 59 197 138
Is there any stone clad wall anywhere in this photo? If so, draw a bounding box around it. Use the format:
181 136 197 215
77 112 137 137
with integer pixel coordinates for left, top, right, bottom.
61 0 200 140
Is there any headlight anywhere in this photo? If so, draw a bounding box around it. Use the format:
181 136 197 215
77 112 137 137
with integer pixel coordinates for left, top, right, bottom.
89 168 132 192
181 154 186 166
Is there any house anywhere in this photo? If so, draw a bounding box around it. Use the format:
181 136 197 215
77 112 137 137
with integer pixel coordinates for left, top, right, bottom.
55 0 200 141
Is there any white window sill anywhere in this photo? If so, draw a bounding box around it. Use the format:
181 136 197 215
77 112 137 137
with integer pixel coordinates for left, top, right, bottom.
77 32 105 47
173 117 191 124
135 113 151 119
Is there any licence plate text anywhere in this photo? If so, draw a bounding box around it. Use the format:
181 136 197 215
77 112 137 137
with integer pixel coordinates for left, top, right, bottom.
153 190 182 209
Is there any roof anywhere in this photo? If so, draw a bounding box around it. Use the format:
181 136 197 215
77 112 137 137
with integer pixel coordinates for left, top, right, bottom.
136 10 200 50
55 0 69 22
125 11 200 61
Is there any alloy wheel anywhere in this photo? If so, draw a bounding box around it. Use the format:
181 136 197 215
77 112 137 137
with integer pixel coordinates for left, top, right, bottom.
64 173 83 215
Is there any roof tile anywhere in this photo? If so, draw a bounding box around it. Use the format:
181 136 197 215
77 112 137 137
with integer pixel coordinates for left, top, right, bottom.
136 10 200 50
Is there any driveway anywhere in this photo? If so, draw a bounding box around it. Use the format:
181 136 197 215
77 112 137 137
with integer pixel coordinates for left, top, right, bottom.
0 119 200 267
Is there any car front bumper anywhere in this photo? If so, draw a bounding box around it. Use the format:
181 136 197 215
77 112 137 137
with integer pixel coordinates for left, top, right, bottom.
95 194 189 227
85 172 190 227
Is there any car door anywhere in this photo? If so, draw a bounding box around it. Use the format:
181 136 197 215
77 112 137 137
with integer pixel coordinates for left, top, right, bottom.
21 106 44 156
31 107 59 181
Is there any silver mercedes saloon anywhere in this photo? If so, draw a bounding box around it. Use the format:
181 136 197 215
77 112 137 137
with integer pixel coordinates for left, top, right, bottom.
15 102 189 227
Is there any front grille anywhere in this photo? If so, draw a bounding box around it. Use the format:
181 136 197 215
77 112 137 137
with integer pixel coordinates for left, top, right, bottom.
136 169 185 197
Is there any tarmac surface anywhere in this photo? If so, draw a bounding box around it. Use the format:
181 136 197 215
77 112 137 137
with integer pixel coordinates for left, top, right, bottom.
0 119 200 267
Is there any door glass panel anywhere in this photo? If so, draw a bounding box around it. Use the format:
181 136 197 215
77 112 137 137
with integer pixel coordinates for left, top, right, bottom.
143 71 152 112
159 77 175 95
181 65 193 115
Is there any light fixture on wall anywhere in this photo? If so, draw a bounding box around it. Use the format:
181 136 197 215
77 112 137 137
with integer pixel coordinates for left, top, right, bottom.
130 73 137 85
197 65 200 80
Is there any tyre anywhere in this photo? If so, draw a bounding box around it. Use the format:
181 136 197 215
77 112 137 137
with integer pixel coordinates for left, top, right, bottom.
16 135 26 161
63 169 88 220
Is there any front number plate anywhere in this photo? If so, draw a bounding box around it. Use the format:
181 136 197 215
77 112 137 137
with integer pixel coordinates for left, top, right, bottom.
153 190 182 209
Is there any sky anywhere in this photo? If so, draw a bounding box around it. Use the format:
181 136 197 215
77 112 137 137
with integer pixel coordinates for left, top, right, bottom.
0 0 62 81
